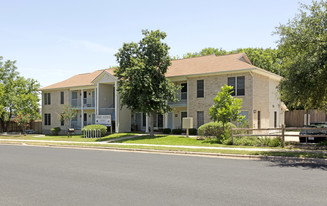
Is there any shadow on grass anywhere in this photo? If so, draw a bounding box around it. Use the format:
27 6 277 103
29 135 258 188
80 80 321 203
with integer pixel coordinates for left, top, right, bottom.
259 155 327 170
115 135 165 143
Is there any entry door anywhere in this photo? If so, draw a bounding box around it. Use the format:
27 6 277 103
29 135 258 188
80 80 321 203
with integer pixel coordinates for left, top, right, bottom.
181 112 187 128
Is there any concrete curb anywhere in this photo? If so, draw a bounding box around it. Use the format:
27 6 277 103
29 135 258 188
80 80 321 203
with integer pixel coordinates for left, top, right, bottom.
1 141 326 165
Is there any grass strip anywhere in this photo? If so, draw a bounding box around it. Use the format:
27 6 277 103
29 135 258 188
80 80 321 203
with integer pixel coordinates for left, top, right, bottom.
1 140 326 159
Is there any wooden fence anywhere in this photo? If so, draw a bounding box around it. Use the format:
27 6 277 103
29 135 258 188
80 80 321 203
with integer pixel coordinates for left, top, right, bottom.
285 110 327 127
0 120 42 133
231 125 327 148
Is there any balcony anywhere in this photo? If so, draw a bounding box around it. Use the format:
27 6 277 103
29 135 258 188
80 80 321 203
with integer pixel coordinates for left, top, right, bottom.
71 97 95 109
168 92 187 107
99 108 115 121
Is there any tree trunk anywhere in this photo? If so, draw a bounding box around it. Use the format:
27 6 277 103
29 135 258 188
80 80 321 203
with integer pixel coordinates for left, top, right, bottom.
149 112 155 137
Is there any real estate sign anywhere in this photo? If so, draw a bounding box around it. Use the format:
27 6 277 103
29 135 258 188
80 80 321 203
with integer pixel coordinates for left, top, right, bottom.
95 115 111 126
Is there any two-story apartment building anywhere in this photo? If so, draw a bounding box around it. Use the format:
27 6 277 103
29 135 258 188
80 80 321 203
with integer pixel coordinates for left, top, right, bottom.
40 53 285 134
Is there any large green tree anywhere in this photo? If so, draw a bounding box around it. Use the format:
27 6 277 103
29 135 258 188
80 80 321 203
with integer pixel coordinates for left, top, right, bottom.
209 85 244 130
0 56 40 132
115 30 179 136
275 0 327 111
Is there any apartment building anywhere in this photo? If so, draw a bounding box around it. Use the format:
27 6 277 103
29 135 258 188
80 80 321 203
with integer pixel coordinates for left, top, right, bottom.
40 53 285 134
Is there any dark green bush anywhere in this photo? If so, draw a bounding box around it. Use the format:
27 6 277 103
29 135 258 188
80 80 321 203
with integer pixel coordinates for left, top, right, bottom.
172 129 182 134
163 128 171 134
82 124 107 137
51 127 61 136
198 122 236 143
189 128 197 135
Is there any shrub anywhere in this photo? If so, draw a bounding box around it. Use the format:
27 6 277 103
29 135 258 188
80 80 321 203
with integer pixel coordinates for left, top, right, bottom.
234 136 282 147
172 128 182 134
234 136 258 146
189 128 197 135
82 124 107 137
163 128 171 134
268 137 282 147
198 122 236 143
51 127 61 136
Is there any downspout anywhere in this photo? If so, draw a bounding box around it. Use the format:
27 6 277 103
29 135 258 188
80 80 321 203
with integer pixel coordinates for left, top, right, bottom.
249 71 254 128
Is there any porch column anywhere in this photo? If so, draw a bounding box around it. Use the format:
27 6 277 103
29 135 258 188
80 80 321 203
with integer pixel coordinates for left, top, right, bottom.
145 113 149 133
115 81 119 133
96 83 100 115
164 113 168 128
81 89 84 129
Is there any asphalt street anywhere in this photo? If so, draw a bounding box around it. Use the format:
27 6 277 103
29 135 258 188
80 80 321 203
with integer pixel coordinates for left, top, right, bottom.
0 145 326 206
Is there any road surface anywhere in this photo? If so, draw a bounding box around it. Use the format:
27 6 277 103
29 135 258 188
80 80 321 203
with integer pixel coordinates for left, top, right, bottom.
0 145 326 206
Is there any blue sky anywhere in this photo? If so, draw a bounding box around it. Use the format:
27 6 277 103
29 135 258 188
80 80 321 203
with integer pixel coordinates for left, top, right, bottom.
0 0 313 88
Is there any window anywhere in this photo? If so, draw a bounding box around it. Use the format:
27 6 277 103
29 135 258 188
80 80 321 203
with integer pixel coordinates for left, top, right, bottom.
197 111 204 128
142 113 146 127
197 80 204 98
227 76 245 96
44 93 51 105
44 113 51 125
84 113 87 123
181 83 187 100
238 111 249 127
258 111 261 129
60 114 64 126
60 92 64 104
274 111 277 128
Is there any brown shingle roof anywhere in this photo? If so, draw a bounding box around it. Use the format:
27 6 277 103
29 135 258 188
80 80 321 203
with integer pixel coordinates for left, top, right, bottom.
40 53 257 90
166 53 257 77
40 68 115 90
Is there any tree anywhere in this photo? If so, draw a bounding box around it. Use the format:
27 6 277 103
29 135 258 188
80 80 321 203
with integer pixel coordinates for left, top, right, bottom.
0 83 4 116
275 0 327 111
209 85 244 130
115 30 179 137
0 56 40 132
57 104 77 136
13 112 31 135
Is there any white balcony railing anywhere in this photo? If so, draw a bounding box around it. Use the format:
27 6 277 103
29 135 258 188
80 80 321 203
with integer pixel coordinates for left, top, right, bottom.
99 108 115 121
169 92 187 106
71 97 95 108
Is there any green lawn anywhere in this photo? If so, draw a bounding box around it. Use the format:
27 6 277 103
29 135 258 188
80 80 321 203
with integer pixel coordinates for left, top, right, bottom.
0 132 141 142
113 135 281 149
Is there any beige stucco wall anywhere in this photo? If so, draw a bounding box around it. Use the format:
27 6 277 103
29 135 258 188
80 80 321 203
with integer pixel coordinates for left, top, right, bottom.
186 72 254 128
99 84 114 108
42 89 70 133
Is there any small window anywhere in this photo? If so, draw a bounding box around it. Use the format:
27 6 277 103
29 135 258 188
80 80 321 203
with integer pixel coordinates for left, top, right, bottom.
274 111 277 128
227 76 245 96
72 91 78 99
197 80 204 98
44 113 51 126
60 92 64 104
237 76 245 96
197 111 204 128
181 83 187 100
228 77 236 96
258 111 261 129
60 114 64 126
44 93 51 105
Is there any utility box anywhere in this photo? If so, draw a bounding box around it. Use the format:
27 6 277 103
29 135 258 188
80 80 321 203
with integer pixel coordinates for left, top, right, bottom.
183 117 193 137
183 117 193 129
